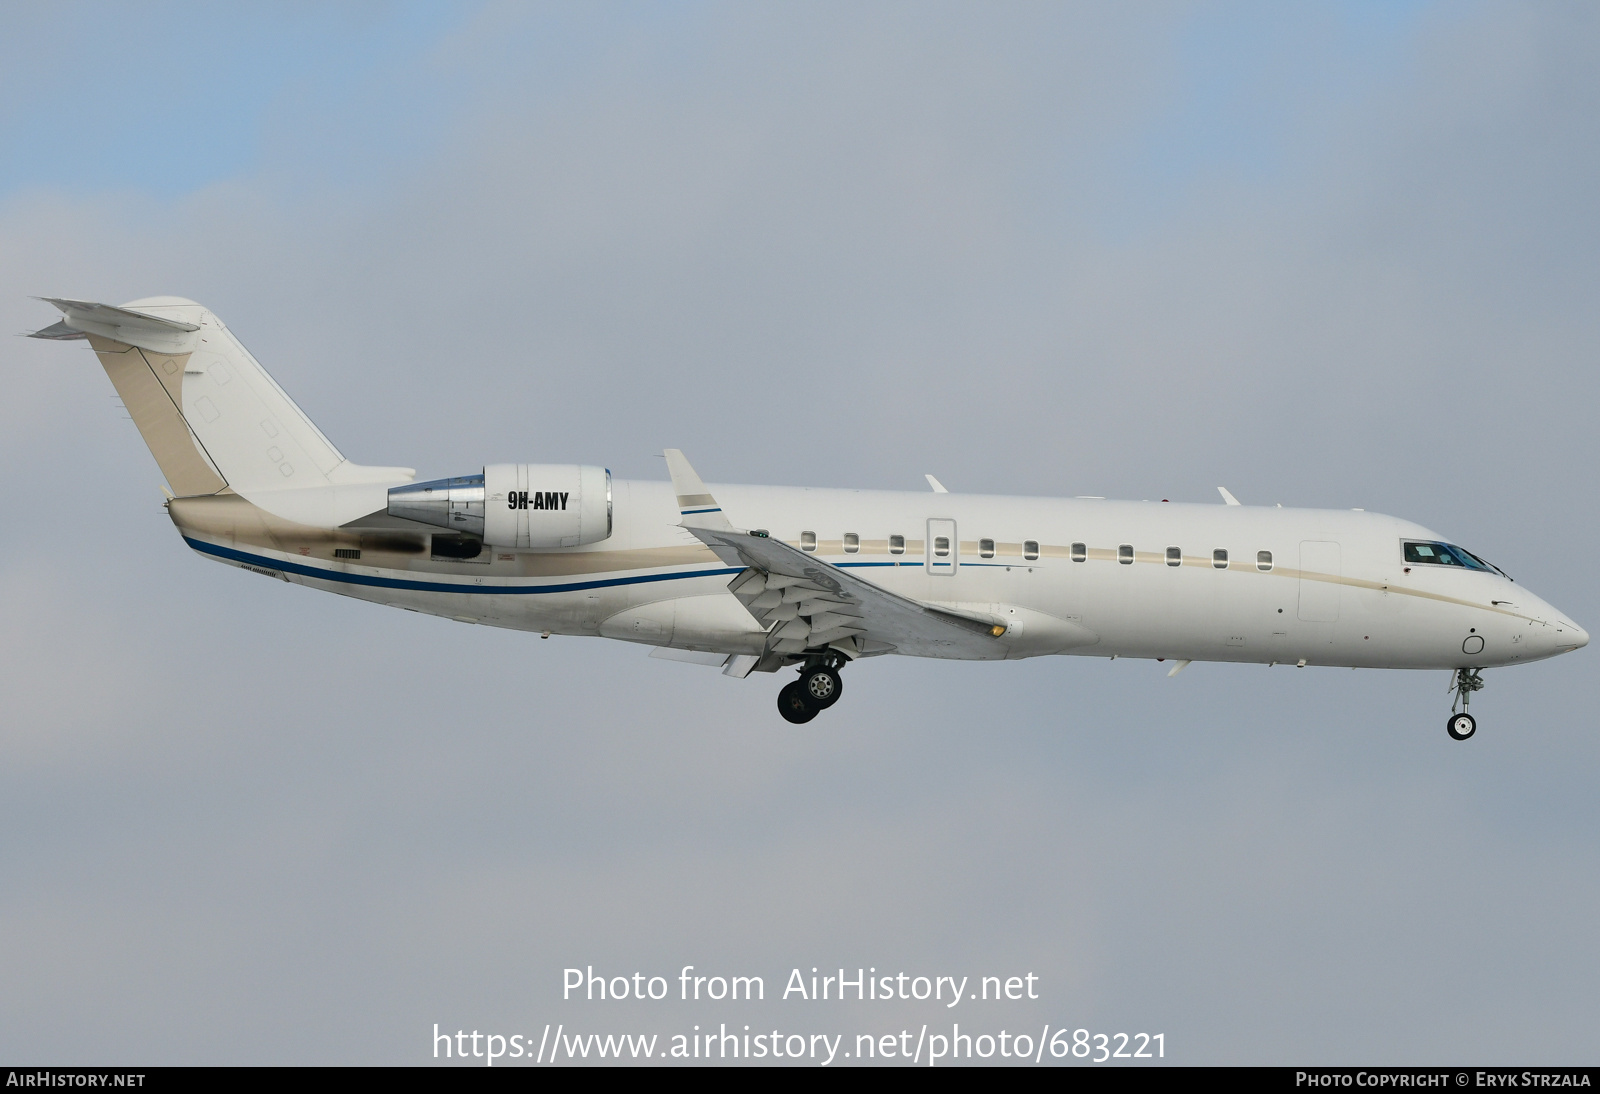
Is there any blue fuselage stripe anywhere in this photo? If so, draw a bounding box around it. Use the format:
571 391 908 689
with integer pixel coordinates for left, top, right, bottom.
183 537 742 595
186 538 987 595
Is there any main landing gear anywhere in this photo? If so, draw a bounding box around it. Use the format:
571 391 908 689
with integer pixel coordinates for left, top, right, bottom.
1447 668 1484 741
776 654 847 724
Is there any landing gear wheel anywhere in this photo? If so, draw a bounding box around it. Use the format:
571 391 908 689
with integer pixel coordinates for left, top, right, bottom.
1447 668 1484 741
777 681 818 724
801 666 843 710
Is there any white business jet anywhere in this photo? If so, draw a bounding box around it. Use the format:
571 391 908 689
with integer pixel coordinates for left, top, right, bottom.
32 297 1587 736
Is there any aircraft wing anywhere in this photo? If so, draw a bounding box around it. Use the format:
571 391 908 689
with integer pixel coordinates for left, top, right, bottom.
663 450 1006 660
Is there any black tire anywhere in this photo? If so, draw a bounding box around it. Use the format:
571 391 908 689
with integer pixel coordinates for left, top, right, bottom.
778 681 818 724
1447 712 1476 741
801 666 843 710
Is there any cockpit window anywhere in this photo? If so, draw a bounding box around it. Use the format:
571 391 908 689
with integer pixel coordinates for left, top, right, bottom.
1461 548 1511 580
1403 541 1496 572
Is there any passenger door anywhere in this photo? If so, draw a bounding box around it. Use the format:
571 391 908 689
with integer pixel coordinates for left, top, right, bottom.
926 519 957 576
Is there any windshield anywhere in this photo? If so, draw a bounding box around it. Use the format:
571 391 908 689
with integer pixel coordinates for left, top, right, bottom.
1403 541 1499 574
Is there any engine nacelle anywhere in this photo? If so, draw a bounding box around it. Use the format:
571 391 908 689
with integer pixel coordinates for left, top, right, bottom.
387 464 612 549
482 463 611 548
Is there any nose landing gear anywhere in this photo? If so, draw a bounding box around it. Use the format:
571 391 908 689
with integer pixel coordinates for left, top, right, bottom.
776 654 847 724
1447 668 1484 741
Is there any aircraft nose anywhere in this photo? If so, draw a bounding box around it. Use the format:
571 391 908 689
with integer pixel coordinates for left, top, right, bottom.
1521 592 1587 656
1547 613 1588 654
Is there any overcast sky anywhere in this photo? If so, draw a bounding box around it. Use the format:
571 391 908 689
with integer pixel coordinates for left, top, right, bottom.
3 1 1598 1065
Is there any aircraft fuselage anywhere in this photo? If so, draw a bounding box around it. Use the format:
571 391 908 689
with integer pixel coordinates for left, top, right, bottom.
169 481 1584 672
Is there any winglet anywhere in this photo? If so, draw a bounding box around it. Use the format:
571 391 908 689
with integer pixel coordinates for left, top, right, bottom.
663 449 735 531
925 474 948 494
1218 487 1242 506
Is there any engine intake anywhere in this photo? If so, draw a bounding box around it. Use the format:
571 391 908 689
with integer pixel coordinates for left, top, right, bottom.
387 464 612 549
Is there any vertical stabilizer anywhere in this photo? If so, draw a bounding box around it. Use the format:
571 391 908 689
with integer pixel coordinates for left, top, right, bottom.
33 297 414 505
85 333 229 496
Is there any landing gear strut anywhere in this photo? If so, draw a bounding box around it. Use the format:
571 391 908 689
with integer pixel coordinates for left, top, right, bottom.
776 652 848 724
1447 668 1483 741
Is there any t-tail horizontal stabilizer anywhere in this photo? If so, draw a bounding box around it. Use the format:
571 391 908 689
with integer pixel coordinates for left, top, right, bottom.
27 320 87 340
31 297 201 354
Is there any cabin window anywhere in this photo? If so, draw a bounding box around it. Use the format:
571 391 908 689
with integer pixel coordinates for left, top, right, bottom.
1071 542 1086 562
933 536 950 557
1257 550 1273 572
1023 540 1039 561
1119 544 1134 565
979 538 995 558
889 535 905 555
801 531 816 552
843 533 859 554
1213 548 1228 569
1166 546 1181 567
